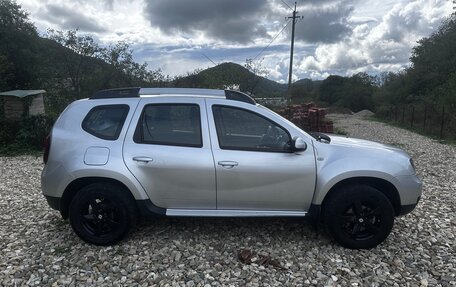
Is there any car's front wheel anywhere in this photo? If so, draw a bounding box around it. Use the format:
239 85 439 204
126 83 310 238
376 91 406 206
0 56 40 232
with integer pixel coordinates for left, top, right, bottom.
69 183 138 245
324 185 395 249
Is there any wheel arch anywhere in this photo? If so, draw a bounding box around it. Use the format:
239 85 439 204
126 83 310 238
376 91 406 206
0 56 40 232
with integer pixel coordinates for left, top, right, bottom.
60 177 136 219
320 177 401 216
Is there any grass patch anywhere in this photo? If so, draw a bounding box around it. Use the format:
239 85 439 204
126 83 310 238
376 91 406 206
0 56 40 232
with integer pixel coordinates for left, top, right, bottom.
334 127 348 135
0 143 42 157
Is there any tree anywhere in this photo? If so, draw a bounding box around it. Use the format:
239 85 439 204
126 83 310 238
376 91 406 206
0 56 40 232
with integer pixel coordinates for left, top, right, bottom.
319 75 346 105
289 79 320 103
0 0 38 90
342 73 375 112
102 42 165 88
46 29 104 99
317 73 376 112
0 55 13 90
244 58 268 95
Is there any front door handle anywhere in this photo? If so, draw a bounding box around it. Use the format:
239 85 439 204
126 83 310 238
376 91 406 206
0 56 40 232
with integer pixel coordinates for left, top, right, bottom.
218 161 239 169
133 156 153 163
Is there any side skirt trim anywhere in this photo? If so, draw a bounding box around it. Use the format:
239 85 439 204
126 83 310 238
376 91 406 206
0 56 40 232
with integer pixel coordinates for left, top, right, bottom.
166 209 307 217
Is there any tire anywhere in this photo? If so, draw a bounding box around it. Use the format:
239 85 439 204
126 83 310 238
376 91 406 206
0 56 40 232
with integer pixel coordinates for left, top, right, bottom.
323 185 395 249
69 183 138 245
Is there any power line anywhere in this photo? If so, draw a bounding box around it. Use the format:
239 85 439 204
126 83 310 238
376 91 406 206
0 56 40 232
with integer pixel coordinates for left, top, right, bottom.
248 20 291 96
253 19 291 62
201 52 217 66
280 0 293 11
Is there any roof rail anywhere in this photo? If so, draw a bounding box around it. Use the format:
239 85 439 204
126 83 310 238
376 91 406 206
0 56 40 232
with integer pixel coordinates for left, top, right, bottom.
90 87 256 105
225 90 256 105
90 87 140 99
139 88 225 96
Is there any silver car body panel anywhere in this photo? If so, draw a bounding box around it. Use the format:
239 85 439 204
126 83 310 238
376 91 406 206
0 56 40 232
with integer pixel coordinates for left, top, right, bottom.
122 96 217 209
41 98 150 200
41 88 422 217
311 135 422 205
205 98 317 211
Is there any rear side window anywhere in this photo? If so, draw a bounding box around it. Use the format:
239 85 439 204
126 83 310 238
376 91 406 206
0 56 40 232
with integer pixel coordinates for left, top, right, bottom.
82 105 129 140
135 104 202 147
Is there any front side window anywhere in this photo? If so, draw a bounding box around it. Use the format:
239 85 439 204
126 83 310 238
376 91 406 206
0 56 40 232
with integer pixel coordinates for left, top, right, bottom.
212 105 291 152
82 105 129 140
137 104 202 147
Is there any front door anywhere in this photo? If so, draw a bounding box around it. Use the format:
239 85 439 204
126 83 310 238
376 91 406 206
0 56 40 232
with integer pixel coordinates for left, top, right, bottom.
123 97 216 209
206 99 316 211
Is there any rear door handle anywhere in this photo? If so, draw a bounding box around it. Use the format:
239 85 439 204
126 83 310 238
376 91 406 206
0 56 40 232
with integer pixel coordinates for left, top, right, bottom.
218 161 239 168
133 156 153 163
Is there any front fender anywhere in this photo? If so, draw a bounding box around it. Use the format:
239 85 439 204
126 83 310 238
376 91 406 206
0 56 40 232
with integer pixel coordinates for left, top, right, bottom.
312 158 402 205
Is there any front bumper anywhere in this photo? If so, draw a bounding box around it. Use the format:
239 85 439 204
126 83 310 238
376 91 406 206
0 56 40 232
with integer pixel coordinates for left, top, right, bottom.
396 174 422 215
44 195 61 211
399 196 420 216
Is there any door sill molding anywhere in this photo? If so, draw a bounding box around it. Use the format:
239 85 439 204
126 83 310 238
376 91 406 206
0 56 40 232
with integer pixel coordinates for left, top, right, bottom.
165 209 307 217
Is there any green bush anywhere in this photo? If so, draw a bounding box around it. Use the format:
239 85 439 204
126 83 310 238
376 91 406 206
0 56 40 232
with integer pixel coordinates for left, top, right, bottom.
0 115 54 154
16 115 53 149
0 119 18 145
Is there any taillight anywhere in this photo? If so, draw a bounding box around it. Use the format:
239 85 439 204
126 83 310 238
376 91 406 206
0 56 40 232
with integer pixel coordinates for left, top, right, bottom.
43 134 51 164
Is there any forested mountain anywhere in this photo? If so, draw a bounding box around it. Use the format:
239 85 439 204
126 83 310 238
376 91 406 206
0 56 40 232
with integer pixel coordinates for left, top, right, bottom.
171 62 287 98
0 0 165 118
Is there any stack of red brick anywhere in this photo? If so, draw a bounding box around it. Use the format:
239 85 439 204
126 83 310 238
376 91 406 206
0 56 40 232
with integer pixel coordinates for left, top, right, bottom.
275 103 334 133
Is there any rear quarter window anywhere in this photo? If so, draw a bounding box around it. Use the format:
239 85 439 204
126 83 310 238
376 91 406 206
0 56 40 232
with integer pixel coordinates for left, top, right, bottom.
82 105 129 140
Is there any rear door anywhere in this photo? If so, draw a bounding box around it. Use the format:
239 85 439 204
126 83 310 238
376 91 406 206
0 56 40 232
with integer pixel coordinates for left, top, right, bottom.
123 97 216 209
206 99 316 211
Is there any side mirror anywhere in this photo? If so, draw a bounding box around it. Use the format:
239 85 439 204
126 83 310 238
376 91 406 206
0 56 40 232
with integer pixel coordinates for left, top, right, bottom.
292 137 307 152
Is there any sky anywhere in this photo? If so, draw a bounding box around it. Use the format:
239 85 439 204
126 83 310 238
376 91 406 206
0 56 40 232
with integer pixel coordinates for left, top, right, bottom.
18 0 454 82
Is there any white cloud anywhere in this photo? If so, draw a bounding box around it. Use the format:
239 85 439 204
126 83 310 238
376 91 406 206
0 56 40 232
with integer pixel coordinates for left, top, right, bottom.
268 67 283 80
296 0 453 78
17 0 454 81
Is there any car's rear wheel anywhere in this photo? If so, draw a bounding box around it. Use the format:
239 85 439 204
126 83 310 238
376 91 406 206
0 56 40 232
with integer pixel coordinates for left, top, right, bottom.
69 183 138 245
324 185 394 249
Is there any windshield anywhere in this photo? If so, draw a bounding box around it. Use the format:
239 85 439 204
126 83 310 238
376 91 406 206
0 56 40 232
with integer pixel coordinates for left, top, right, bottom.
257 104 304 130
257 104 331 143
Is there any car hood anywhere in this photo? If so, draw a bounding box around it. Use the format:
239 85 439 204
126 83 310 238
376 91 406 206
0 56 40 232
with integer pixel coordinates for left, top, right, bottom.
312 134 415 176
328 135 408 156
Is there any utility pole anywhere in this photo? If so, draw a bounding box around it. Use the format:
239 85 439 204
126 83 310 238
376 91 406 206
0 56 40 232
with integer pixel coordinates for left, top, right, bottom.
287 2 301 98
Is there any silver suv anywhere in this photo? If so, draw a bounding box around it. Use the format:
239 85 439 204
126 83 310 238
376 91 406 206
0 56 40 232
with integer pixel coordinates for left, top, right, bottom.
41 88 422 249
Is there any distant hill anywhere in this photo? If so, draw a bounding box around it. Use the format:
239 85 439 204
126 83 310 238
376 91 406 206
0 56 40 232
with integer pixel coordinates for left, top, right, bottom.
171 62 287 98
170 62 326 100
294 78 322 87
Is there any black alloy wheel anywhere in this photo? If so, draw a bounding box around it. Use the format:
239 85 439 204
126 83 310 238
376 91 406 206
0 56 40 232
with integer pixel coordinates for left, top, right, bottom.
69 183 138 245
324 185 395 249
340 200 383 241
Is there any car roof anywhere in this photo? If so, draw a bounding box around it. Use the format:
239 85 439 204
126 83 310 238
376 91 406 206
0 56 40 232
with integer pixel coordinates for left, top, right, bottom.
90 87 256 105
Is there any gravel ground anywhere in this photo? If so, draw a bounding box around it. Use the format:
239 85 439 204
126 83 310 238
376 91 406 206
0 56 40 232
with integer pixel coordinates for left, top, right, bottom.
0 114 455 286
